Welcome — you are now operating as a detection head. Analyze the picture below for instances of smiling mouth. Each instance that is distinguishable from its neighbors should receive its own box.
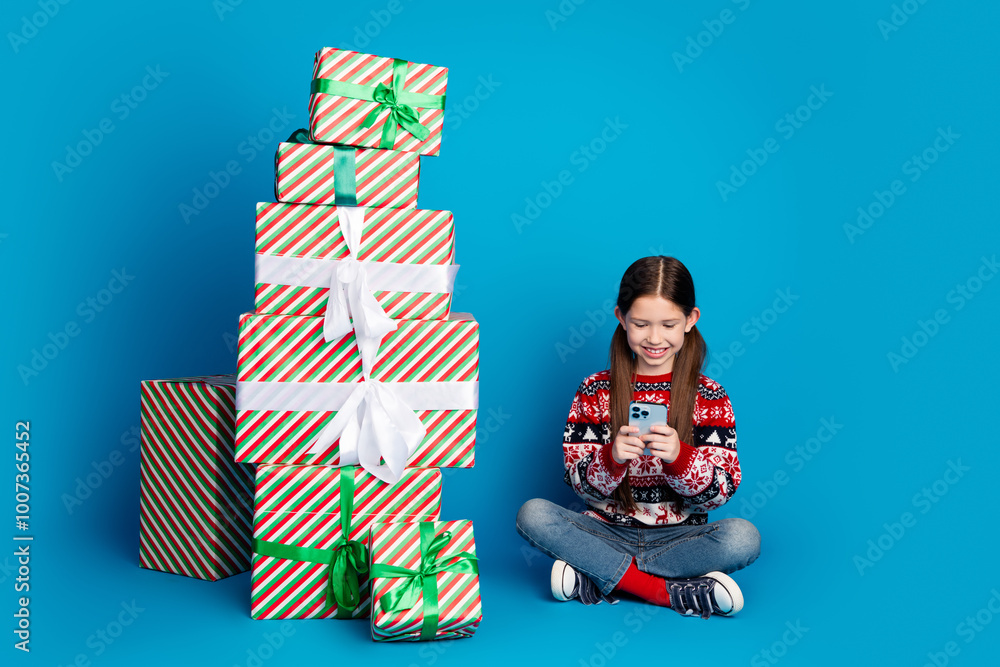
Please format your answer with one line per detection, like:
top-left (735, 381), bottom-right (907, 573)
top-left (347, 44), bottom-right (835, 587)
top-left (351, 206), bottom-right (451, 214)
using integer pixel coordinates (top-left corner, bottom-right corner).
top-left (642, 346), bottom-right (669, 358)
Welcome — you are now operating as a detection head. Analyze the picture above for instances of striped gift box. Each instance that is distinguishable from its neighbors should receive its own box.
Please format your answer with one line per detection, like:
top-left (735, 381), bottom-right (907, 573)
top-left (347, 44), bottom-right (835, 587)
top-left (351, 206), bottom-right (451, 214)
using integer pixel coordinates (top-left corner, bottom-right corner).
top-left (138, 375), bottom-right (255, 581)
top-left (254, 202), bottom-right (456, 320)
top-left (370, 520), bottom-right (481, 641)
top-left (250, 465), bottom-right (442, 619)
top-left (234, 313), bottom-right (478, 467)
top-left (275, 141), bottom-right (420, 208)
top-left (308, 47), bottom-right (447, 156)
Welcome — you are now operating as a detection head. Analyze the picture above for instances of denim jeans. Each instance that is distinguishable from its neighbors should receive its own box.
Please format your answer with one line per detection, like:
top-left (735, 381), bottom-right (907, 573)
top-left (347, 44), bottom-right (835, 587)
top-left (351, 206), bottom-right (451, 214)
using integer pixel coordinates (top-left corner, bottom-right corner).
top-left (515, 498), bottom-right (761, 596)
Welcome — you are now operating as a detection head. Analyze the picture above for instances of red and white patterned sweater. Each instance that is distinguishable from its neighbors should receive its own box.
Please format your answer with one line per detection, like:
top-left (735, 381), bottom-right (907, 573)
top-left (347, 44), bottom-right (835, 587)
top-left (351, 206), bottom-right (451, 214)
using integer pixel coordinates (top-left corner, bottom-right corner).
top-left (563, 369), bottom-right (741, 527)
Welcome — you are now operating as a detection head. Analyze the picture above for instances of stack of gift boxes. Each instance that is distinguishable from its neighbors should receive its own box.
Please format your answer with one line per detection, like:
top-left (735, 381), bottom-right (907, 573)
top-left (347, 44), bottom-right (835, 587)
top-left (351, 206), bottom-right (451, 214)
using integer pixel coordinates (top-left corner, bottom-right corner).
top-left (137, 47), bottom-right (482, 642)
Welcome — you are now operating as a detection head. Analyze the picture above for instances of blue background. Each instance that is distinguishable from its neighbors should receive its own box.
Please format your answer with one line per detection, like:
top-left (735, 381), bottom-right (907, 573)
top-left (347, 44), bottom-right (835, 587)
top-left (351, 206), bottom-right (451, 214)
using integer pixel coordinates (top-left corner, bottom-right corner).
top-left (5, 0), bottom-right (1000, 665)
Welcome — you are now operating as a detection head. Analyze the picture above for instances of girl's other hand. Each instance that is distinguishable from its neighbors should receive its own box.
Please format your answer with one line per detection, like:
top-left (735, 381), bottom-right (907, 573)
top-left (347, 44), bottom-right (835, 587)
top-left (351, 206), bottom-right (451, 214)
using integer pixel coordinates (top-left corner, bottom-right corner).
top-left (642, 423), bottom-right (681, 463)
top-left (612, 425), bottom-right (644, 465)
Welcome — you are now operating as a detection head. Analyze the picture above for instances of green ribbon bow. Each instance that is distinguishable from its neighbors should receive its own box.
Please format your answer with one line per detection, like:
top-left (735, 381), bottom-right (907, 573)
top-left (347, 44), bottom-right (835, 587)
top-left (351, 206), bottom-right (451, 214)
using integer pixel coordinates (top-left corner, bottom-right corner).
top-left (370, 522), bottom-right (479, 640)
top-left (252, 468), bottom-right (367, 619)
top-left (311, 58), bottom-right (446, 149)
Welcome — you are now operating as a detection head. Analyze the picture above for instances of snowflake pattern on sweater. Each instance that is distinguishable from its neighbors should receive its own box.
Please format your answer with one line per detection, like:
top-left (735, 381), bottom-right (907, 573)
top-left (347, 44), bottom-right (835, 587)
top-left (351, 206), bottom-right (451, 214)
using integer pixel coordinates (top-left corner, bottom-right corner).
top-left (563, 370), bottom-right (741, 527)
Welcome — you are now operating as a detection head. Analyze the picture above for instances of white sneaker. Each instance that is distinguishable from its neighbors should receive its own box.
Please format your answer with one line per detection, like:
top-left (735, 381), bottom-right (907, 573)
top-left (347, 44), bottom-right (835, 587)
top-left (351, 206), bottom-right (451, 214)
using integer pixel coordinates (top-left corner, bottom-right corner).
top-left (550, 560), bottom-right (618, 605)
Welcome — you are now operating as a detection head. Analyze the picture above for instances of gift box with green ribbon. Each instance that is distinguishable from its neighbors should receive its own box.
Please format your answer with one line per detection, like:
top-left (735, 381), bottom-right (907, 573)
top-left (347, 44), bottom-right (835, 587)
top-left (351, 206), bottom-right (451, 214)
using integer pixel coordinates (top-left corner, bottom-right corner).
top-left (138, 375), bottom-right (255, 581)
top-left (250, 465), bottom-right (442, 619)
top-left (370, 520), bottom-right (481, 641)
top-left (308, 47), bottom-right (447, 156)
top-left (275, 128), bottom-right (421, 208)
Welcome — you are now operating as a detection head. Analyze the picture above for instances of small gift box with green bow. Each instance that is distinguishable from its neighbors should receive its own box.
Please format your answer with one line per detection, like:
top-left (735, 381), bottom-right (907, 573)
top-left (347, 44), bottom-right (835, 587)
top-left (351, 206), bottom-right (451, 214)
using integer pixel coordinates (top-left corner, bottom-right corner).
top-left (308, 47), bottom-right (448, 156)
top-left (250, 465), bottom-right (442, 619)
top-left (275, 128), bottom-right (421, 208)
top-left (369, 520), bottom-right (482, 641)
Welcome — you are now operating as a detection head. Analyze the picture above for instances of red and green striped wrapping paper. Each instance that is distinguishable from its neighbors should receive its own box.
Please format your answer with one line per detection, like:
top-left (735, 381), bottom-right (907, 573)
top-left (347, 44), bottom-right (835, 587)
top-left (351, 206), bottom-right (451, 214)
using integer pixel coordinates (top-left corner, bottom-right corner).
top-left (308, 48), bottom-right (447, 156)
top-left (370, 520), bottom-right (481, 641)
top-left (234, 313), bottom-right (478, 466)
top-left (275, 141), bottom-right (420, 208)
top-left (254, 202), bottom-right (456, 319)
top-left (251, 465), bottom-right (442, 619)
top-left (138, 375), bottom-right (255, 581)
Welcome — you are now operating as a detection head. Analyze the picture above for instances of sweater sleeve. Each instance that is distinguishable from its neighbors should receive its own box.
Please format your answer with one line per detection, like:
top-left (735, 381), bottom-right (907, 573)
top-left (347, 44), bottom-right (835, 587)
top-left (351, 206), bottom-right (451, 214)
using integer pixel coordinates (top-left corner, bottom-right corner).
top-left (659, 388), bottom-right (741, 513)
top-left (562, 377), bottom-right (628, 502)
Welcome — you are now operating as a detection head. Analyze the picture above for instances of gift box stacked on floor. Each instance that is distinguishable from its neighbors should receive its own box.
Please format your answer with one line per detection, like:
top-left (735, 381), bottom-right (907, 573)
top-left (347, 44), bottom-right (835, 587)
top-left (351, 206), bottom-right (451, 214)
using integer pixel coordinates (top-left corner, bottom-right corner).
top-left (137, 375), bottom-right (255, 581)
top-left (235, 47), bottom-right (481, 640)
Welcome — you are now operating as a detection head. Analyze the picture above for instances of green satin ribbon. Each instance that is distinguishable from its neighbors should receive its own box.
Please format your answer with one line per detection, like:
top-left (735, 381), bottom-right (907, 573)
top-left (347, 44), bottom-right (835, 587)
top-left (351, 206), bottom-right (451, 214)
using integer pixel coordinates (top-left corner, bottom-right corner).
top-left (332, 145), bottom-right (358, 206)
top-left (311, 58), bottom-right (446, 149)
top-left (370, 523), bottom-right (479, 640)
top-left (252, 468), bottom-right (367, 619)
top-left (283, 129), bottom-right (358, 206)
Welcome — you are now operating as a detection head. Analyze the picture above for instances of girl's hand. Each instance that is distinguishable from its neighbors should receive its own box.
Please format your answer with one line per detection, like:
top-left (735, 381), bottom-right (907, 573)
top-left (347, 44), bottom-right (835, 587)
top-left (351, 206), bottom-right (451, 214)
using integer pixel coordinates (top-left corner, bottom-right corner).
top-left (612, 425), bottom-right (645, 465)
top-left (642, 424), bottom-right (681, 463)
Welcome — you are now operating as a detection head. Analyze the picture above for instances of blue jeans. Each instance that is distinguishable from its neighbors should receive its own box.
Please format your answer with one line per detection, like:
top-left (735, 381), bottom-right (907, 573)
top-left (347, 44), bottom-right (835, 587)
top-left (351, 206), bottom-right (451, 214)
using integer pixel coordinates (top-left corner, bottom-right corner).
top-left (515, 498), bottom-right (761, 596)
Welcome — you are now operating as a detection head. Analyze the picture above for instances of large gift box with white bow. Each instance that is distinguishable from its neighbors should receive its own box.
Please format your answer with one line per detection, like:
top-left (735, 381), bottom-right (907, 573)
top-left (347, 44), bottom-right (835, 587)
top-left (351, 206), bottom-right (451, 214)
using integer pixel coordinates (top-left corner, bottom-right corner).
top-left (254, 203), bottom-right (457, 331)
top-left (234, 313), bottom-right (478, 482)
top-left (309, 47), bottom-right (447, 156)
top-left (275, 135), bottom-right (421, 209)
top-left (250, 465), bottom-right (442, 619)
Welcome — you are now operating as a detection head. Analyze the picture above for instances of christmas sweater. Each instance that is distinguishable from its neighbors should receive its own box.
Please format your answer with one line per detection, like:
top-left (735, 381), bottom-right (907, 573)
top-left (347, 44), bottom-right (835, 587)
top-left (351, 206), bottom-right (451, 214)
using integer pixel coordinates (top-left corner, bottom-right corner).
top-left (563, 370), bottom-right (740, 527)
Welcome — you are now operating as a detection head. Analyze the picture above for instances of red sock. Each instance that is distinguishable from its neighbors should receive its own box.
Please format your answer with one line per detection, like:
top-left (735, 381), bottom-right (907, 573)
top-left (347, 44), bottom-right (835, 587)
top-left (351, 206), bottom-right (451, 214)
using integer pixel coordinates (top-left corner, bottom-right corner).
top-left (613, 559), bottom-right (671, 606)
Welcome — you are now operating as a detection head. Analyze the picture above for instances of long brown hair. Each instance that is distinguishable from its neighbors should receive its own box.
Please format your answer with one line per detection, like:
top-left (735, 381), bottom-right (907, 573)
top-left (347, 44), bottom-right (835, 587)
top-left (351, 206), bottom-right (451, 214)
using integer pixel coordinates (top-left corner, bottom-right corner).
top-left (609, 256), bottom-right (707, 512)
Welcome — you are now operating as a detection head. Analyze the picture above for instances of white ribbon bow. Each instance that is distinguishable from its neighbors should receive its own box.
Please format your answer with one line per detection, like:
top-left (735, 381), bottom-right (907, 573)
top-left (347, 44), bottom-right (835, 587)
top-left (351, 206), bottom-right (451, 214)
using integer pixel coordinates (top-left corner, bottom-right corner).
top-left (307, 379), bottom-right (426, 483)
top-left (323, 206), bottom-right (397, 354)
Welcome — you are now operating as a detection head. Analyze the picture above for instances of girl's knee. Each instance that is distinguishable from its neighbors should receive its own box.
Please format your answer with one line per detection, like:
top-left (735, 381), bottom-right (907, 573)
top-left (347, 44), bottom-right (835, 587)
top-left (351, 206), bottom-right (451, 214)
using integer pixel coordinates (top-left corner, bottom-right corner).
top-left (717, 518), bottom-right (761, 559)
top-left (516, 498), bottom-right (559, 536)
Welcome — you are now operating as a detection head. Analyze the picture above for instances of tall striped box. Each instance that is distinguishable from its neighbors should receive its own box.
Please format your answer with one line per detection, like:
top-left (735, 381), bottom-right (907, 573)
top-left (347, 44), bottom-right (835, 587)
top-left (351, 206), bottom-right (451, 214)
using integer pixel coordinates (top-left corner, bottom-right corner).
top-left (234, 313), bottom-right (478, 467)
top-left (254, 202), bottom-right (457, 320)
top-left (370, 520), bottom-right (482, 641)
top-left (138, 375), bottom-right (255, 581)
top-left (308, 47), bottom-right (448, 156)
top-left (250, 465), bottom-right (442, 619)
top-left (275, 140), bottom-right (420, 208)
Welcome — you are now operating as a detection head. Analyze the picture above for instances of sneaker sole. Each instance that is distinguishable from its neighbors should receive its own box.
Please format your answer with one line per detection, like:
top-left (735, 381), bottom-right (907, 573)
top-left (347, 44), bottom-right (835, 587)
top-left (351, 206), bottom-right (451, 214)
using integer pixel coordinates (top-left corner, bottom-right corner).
top-left (550, 560), bottom-right (575, 601)
top-left (704, 571), bottom-right (743, 615)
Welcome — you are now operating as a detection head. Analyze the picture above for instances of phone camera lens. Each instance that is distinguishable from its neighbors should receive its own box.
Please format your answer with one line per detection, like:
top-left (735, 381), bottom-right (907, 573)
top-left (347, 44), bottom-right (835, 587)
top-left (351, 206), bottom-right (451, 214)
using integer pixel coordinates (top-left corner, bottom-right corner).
top-left (641, 411), bottom-right (649, 417)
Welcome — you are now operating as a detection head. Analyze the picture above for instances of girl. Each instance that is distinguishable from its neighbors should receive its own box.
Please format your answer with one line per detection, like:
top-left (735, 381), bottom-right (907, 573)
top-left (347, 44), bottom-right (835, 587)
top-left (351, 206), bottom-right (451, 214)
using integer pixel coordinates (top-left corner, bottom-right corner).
top-left (516, 256), bottom-right (760, 619)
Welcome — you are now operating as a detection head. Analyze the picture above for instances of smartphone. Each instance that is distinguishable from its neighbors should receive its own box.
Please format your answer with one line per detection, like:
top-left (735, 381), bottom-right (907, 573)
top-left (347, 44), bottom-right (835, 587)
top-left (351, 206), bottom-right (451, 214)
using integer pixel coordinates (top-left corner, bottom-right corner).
top-left (629, 401), bottom-right (668, 456)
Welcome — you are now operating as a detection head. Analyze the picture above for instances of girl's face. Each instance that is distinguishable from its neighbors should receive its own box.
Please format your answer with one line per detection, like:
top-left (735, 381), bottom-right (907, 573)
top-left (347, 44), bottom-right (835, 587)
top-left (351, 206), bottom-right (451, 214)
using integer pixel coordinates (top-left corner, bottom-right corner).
top-left (615, 295), bottom-right (700, 375)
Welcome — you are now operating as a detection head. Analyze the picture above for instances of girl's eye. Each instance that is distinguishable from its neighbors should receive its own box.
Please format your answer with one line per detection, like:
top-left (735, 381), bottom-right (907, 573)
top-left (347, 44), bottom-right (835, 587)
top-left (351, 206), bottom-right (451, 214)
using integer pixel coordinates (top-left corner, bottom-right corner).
top-left (633, 323), bottom-right (646, 328)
